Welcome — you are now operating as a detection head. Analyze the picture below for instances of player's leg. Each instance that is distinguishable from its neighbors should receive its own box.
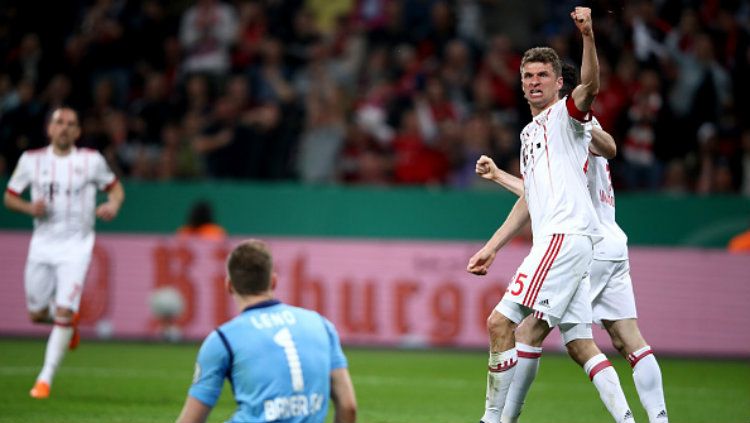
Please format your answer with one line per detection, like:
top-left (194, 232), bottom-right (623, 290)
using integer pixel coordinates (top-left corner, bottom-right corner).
top-left (604, 319), bottom-right (668, 423)
top-left (593, 260), bottom-right (668, 422)
top-left (501, 313), bottom-right (550, 423)
top-left (32, 256), bottom-right (90, 398)
top-left (491, 234), bottom-right (587, 423)
top-left (479, 237), bottom-right (564, 423)
top-left (480, 305), bottom-right (521, 423)
top-left (25, 260), bottom-right (56, 324)
top-left (562, 274), bottom-right (635, 423)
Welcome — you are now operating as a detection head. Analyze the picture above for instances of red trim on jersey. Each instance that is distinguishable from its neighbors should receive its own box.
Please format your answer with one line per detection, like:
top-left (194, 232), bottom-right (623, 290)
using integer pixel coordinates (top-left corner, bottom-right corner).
top-left (522, 235), bottom-right (559, 306)
top-left (588, 360), bottom-right (612, 381)
top-left (488, 357), bottom-right (518, 373)
top-left (627, 348), bottom-right (653, 368)
top-left (527, 235), bottom-right (564, 308)
top-left (522, 235), bottom-right (561, 307)
top-left (517, 350), bottom-right (542, 359)
top-left (533, 310), bottom-right (545, 319)
top-left (104, 177), bottom-right (119, 192)
top-left (523, 234), bottom-right (564, 308)
top-left (565, 95), bottom-right (592, 122)
top-left (5, 188), bottom-right (21, 197)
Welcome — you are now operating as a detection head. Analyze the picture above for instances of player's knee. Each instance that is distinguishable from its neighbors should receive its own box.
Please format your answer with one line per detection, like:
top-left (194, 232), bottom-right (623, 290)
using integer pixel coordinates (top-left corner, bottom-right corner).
top-left (29, 310), bottom-right (48, 323)
top-left (55, 307), bottom-right (75, 320)
top-left (487, 311), bottom-right (514, 339)
top-left (565, 339), bottom-right (600, 366)
top-left (609, 333), bottom-right (626, 355)
top-left (604, 319), bottom-right (645, 356)
top-left (516, 318), bottom-right (549, 346)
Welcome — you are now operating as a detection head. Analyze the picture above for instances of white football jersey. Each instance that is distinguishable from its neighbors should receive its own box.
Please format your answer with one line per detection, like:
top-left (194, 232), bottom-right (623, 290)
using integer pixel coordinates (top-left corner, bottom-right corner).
top-left (520, 96), bottom-right (601, 241)
top-left (586, 119), bottom-right (628, 260)
top-left (6, 146), bottom-right (117, 259)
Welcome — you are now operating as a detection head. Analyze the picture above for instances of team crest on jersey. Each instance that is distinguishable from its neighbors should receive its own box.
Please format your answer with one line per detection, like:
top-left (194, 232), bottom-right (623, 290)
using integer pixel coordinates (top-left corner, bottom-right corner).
top-left (520, 128), bottom-right (544, 170)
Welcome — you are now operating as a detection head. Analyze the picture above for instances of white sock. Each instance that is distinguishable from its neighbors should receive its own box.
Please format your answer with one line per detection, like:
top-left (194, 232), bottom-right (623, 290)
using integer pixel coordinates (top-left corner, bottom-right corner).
top-left (37, 322), bottom-right (73, 385)
top-left (628, 346), bottom-right (668, 422)
top-left (501, 343), bottom-right (543, 423)
top-left (583, 353), bottom-right (635, 423)
top-left (481, 348), bottom-right (518, 423)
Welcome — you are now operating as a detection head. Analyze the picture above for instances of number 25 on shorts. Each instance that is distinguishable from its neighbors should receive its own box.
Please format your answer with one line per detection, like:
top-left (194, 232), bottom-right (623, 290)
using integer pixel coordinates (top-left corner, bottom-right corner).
top-left (507, 273), bottom-right (527, 296)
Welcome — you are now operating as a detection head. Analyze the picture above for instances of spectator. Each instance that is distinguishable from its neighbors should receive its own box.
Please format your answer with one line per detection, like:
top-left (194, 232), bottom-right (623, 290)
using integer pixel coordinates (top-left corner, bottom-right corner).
top-left (620, 69), bottom-right (665, 191)
top-left (177, 200), bottom-right (226, 241)
top-left (728, 221), bottom-right (750, 252)
top-left (179, 0), bottom-right (238, 78)
top-left (295, 45), bottom-right (347, 184)
top-left (232, 0), bottom-right (267, 70)
top-left (0, 79), bottom-right (45, 174)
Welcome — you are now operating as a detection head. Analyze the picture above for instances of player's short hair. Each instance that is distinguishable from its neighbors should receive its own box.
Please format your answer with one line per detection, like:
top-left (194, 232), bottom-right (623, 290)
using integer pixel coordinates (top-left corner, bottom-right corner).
top-left (560, 62), bottom-right (579, 98)
top-left (520, 47), bottom-right (562, 77)
top-left (48, 106), bottom-right (80, 125)
top-left (227, 239), bottom-right (273, 295)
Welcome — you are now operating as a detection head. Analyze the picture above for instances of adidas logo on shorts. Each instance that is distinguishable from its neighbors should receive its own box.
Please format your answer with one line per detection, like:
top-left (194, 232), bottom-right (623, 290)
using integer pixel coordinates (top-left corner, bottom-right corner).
top-left (656, 410), bottom-right (668, 418)
top-left (538, 299), bottom-right (550, 308)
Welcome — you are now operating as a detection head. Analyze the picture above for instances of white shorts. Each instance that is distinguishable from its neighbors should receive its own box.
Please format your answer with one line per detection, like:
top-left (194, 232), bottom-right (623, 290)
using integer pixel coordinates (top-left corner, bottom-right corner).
top-left (25, 254), bottom-right (92, 313)
top-left (589, 259), bottom-right (637, 326)
top-left (495, 234), bottom-right (594, 328)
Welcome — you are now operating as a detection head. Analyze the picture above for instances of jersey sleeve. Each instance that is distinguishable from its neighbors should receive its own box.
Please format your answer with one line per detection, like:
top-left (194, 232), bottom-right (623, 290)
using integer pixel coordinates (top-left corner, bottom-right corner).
top-left (188, 330), bottom-right (230, 407)
top-left (323, 317), bottom-right (348, 371)
top-left (90, 152), bottom-right (118, 191)
top-left (565, 95), bottom-right (592, 124)
top-left (6, 153), bottom-right (32, 196)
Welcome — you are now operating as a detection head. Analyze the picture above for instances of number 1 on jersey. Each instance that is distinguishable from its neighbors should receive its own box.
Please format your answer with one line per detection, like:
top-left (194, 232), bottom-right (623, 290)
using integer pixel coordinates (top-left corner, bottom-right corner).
top-left (273, 328), bottom-right (305, 392)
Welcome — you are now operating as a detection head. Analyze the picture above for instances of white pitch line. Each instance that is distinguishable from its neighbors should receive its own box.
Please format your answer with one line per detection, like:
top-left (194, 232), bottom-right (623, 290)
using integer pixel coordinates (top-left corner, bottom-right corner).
top-left (0, 365), bottom-right (184, 379)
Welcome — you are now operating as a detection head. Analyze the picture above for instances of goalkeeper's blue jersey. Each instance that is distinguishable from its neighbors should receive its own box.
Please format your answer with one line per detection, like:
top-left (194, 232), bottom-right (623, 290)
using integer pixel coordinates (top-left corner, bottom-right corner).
top-left (188, 299), bottom-right (348, 422)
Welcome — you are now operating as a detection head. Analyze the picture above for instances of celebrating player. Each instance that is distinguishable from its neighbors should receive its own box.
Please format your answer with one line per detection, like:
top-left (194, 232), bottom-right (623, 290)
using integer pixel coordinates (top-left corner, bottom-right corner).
top-left (473, 62), bottom-right (669, 422)
top-left (176, 239), bottom-right (357, 423)
top-left (4, 107), bottom-right (125, 399)
top-left (467, 7), bottom-right (637, 423)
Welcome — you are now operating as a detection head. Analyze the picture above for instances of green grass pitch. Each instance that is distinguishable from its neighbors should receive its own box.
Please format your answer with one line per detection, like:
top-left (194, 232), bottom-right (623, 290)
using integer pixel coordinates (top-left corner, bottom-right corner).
top-left (0, 338), bottom-right (748, 422)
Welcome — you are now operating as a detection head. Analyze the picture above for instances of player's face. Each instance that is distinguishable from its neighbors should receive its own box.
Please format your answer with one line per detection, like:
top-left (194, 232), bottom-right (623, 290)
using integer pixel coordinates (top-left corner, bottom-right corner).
top-left (521, 62), bottom-right (563, 113)
top-left (47, 109), bottom-right (81, 150)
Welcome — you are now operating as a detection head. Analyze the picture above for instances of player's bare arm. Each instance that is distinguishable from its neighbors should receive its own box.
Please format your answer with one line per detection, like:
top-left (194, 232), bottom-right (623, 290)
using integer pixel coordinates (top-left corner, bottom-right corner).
top-left (589, 127), bottom-right (616, 159)
top-left (331, 368), bottom-right (357, 423)
top-left (4, 192), bottom-right (46, 218)
top-left (467, 197), bottom-right (530, 276)
top-left (570, 6), bottom-right (600, 113)
top-left (475, 155), bottom-right (524, 197)
top-left (95, 181), bottom-right (125, 221)
top-left (175, 395), bottom-right (212, 423)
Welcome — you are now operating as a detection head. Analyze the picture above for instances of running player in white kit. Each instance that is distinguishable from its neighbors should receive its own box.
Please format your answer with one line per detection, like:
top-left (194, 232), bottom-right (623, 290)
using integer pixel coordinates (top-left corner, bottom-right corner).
top-left (466, 7), bottom-right (636, 423)
top-left (4, 107), bottom-right (125, 399)
top-left (472, 63), bottom-right (668, 423)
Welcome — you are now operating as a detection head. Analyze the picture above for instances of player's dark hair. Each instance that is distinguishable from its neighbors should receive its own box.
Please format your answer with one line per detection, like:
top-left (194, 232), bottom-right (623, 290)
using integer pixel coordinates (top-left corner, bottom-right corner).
top-left (47, 106), bottom-right (80, 126)
top-left (520, 47), bottom-right (562, 77)
top-left (560, 62), bottom-right (579, 98)
top-left (226, 239), bottom-right (273, 295)
top-left (186, 200), bottom-right (215, 228)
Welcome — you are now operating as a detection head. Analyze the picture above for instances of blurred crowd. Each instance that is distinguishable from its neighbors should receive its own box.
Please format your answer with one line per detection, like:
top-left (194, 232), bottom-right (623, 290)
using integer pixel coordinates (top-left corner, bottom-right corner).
top-left (1, 0), bottom-right (749, 194)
